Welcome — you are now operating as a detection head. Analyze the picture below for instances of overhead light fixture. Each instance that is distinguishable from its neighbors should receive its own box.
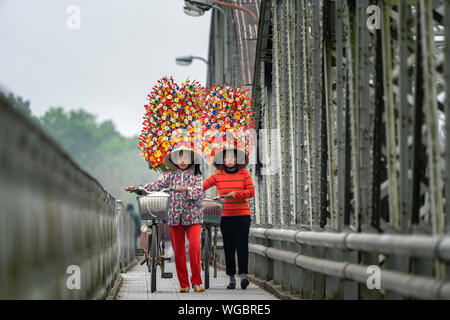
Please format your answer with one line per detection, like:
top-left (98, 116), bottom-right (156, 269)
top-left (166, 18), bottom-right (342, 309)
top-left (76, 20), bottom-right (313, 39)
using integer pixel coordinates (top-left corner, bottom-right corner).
top-left (185, 1), bottom-right (201, 11)
top-left (175, 56), bottom-right (194, 66)
top-left (184, 0), bottom-right (214, 12)
top-left (175, 55), bottom-right (209, 66)
top-left (183, 6), bottom-right (204, 17)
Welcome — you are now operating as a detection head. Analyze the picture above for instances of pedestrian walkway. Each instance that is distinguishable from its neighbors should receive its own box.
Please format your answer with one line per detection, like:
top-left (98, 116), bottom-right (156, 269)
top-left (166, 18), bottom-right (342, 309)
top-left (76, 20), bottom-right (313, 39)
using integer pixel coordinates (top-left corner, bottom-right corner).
top-left (115, 261), bottom-right (278, 300)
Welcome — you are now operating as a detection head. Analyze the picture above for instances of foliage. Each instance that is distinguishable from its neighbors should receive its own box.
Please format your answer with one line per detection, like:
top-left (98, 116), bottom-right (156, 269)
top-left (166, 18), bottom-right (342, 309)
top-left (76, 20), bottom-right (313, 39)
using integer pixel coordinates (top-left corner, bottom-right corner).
top-left (39, 107), bottom-right (160, 205)
top-left (4, 91), bottom-right (160, 206)
top-left (1, 91), bottom-right (32, 115)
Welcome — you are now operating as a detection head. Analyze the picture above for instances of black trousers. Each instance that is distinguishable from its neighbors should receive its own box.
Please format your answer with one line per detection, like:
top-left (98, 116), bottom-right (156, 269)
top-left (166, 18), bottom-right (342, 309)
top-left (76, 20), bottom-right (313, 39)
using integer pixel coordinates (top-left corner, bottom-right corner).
top-left (220, 215), bottom-right (251, 275)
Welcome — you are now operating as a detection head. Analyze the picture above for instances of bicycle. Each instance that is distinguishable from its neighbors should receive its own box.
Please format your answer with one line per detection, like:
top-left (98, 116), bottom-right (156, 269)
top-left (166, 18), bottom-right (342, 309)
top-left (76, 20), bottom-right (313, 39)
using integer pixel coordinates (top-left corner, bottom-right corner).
top-left (126, 186), bottom-right (174, 293)
top-left (200, 195), bottom-right (227, 289)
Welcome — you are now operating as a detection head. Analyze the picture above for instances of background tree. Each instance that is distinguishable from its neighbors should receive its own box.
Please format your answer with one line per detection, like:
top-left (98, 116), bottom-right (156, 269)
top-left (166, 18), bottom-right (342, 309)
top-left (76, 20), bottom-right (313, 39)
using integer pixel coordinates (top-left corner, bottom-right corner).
top-left (2, 90), bottom-right (162, 206)
top-left (40, 107), bottom-right (160, 205)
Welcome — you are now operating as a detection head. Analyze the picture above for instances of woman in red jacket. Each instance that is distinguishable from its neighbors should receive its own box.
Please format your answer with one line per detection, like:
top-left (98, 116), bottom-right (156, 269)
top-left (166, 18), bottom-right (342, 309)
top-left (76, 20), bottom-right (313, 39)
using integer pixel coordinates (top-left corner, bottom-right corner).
top-left (203, 148), bottom-right (255, 290)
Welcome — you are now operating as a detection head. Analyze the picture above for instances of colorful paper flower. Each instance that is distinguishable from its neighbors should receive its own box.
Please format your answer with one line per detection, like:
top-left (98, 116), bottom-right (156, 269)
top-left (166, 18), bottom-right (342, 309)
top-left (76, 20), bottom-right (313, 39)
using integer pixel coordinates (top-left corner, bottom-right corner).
top-left (138, 76), bottom-right (204, 172)
top-left (139, 79), bottom-right (256, 171)
top-left (200, 84), bottom-right (256, 164)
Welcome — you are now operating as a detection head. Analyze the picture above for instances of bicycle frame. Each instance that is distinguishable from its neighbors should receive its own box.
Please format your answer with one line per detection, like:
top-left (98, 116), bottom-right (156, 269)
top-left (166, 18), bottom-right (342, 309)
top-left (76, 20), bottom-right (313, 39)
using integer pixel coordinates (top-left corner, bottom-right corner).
top-left (201, 224), bottom-right (219, 289)
top-left (139, 218), bottom-right (173, 292)
top-left (200, 195), bottom-right (225, 289)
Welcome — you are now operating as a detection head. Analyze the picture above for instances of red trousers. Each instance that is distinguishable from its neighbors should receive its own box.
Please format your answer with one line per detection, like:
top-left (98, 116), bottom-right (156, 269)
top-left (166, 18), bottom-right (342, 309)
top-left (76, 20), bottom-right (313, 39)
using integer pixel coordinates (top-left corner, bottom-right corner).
top-left (169, 223), bottom-right (202, 288)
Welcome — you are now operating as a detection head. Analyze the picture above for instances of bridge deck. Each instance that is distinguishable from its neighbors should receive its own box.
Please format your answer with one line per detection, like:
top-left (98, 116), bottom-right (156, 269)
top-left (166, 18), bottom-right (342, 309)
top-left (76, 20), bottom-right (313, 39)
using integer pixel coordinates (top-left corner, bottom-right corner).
top-left (115, 260), bottom-right (278, 300)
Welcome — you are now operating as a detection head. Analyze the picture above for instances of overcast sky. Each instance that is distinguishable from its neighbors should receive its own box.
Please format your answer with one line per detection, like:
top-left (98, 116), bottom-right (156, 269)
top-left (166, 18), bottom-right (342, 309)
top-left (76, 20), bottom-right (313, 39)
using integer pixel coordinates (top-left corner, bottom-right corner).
top-left (0, 0), bottom-right (211, 137)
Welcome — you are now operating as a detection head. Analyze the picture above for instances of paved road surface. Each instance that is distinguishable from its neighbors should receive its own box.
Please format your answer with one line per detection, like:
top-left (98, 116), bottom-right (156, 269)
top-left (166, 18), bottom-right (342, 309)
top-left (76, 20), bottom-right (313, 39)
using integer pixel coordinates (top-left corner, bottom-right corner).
top-left (115, 259), bottom-right (278, 300)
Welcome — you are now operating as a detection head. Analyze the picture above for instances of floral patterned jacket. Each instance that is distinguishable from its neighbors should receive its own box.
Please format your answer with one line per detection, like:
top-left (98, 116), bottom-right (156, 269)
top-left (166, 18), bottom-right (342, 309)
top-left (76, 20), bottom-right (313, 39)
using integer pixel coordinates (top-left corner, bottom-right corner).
top-left (139, 167), bottom-right (203, 226)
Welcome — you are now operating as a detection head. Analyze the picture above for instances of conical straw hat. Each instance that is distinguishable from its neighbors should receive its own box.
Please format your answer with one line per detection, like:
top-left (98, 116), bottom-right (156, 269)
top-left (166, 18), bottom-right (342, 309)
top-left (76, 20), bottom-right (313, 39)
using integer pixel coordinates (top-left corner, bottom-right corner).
top-left (212, 148), bottom-right (249, 170)
top-left (163, 144), bottom-right (203, 171)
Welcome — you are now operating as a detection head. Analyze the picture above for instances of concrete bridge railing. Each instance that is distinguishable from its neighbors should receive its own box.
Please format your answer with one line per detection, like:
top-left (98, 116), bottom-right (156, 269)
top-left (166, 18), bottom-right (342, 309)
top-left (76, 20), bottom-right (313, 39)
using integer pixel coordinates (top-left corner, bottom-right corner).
top-left (0, 97), bottom-right (135, 299)
top-left (116, 200), bottom-right (136, 274)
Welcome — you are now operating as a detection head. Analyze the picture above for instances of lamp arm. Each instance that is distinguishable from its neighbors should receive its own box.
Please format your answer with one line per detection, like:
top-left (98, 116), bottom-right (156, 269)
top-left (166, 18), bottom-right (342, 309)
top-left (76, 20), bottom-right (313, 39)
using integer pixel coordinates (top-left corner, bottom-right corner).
top-left (214, 0), bottom-right (258, 24)
top-left (191, 56), bottom-right (209, 66)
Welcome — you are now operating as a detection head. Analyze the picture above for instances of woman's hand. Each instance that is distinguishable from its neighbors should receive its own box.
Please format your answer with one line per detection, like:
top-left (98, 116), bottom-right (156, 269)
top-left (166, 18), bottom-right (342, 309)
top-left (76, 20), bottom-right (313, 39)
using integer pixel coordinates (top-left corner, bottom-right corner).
top-left (124, 186), bottom-right (138, 192)
top-left (221, 192), bottom-right (235, 199)
top-left (174, 186), bottom-right (188, 193)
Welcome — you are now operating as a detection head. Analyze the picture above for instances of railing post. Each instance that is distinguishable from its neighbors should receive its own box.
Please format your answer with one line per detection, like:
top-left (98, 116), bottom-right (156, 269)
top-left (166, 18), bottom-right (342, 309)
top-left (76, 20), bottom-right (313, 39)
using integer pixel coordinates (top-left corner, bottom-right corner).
top-left (272, 238), bottom-right (282, 287)
top-left (299, 226), bottom-right (312, 299)
top-left (311, 227), bottom-right (326, 299)
top-left (281, 234), bottom-right (291, 292)
top-left (289, 241), bottom-right (301, 297)
top-left (359, 225), bottom-right (382, 299)
top-left (258, 235), bottom-right (268, 281)
top-left (324, 227), bottom-right (344, 299)
top-left (343, 227), bottom-right (359, 299)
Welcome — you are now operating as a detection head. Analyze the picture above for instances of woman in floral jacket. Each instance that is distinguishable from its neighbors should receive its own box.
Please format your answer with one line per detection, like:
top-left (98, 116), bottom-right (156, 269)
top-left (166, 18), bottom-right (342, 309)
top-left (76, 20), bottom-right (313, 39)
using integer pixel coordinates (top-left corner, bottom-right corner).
top-left (125, 145), bottom-right (205, 293)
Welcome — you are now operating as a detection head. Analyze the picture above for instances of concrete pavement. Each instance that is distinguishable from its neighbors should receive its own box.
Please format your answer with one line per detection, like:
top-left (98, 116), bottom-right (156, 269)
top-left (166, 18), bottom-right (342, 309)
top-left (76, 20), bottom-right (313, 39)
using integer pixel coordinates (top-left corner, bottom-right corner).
top-left (115, 260), bottom-right (278, 300)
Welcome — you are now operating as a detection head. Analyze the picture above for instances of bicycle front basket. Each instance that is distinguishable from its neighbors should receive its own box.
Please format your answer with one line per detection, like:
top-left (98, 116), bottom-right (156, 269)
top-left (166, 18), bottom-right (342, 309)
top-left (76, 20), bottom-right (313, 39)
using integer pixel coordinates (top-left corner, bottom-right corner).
top-left (137, 191), bottom-right (171, 220)
top-left (202, 198), bottom-right (224, 227)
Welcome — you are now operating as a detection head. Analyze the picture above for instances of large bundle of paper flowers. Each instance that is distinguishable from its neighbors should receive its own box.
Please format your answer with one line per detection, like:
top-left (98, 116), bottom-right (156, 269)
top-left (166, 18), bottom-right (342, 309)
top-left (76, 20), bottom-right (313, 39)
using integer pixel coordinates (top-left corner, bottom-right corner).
top-left (138, 76), bottom-right (204, 172)
top-left (201, 84), bottom-right (256, 164)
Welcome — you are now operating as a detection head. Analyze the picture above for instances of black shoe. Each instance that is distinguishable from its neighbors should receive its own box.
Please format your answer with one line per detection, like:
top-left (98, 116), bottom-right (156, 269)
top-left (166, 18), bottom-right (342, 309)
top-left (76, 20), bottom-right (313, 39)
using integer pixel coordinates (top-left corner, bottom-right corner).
top-left (227, 282), bottom-right (236, 289)
top-left (240, 278), bottom-right (249, 289)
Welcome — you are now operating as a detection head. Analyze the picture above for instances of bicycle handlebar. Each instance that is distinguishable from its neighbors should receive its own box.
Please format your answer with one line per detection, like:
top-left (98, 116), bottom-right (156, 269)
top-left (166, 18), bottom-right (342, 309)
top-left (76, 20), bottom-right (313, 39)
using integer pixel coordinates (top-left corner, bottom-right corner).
top-left (139, 187), bottom-right (176, 195)
top-left (212, 194), bottom-right (232, 201)
top-left (125, 186), bottom-right (175, 195)
top-left (126, 186), bottom-right (232, 200)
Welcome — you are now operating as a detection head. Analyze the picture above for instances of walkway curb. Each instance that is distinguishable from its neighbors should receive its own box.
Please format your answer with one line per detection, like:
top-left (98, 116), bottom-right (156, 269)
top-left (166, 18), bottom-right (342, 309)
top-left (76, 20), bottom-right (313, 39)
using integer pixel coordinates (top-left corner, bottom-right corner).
top-left (247, 275), bottom-right (302, 301)
top-left (106, 274), bottom-right (123, 300)
top-left (105, 261), bottom-right (138, 300)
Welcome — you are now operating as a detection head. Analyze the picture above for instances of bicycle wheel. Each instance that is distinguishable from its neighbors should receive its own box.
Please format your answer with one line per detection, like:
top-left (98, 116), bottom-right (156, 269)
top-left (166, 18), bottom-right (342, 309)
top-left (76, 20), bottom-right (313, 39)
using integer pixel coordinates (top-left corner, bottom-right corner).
top-left (203, 227), bottom-right (211, 289)
top-left (146, 231), bottom-right (152, 273)
top-left (213, 227), bottom-right (218, 278)
top-left (150, 223), bottom-right (158, 292)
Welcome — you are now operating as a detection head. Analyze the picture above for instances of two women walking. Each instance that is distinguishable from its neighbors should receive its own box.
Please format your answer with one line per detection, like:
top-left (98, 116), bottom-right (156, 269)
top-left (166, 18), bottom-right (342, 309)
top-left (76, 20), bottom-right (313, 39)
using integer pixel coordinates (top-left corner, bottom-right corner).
top-left (125, 144), bottom-right (255, 292)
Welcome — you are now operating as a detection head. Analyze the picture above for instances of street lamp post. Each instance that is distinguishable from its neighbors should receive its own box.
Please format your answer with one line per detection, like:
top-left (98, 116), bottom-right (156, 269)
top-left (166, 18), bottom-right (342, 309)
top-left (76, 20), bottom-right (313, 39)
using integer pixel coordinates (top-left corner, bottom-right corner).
top-left (183, 0), bottom-right (231, 85)
top-left (184, 0), bottom-right (258, 24)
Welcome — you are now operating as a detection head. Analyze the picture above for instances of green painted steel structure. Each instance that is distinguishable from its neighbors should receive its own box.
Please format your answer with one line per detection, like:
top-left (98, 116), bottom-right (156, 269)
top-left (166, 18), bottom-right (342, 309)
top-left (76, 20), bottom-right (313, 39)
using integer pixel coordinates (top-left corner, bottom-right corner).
top-left (207, 0), bottom-right (450, 299)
